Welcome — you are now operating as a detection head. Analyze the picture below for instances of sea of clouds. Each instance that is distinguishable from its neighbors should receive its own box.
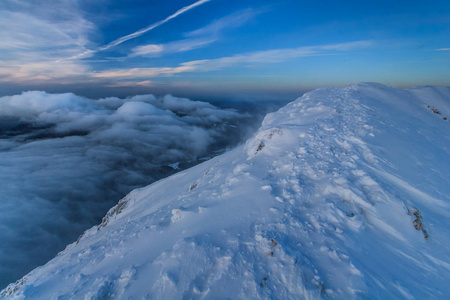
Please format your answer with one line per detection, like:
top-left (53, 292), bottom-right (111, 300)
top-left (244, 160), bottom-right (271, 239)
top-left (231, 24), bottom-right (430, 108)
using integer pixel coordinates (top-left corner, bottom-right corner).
top-left (0, 91), bottom-right (258, 288)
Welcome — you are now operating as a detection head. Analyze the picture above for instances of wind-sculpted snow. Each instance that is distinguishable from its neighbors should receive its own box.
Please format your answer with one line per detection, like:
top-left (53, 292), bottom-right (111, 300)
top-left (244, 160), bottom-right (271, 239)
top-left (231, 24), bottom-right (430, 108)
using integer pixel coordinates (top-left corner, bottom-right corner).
top-left (2, 83), bottom-right (450, 299)
top-left (0, 91), bottom-right (251, 289)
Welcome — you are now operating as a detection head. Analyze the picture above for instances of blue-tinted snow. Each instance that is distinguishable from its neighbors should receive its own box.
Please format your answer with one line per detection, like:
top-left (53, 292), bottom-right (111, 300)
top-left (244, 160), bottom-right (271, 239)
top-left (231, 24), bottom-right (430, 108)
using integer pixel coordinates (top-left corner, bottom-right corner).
top-left (2, 83), bottom-right (449, 299)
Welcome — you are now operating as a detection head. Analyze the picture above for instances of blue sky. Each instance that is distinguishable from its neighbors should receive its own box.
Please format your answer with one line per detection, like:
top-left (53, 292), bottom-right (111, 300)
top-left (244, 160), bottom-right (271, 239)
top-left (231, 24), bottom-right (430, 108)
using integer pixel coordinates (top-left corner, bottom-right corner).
top-left (0, 0), bottom-right (449, 97)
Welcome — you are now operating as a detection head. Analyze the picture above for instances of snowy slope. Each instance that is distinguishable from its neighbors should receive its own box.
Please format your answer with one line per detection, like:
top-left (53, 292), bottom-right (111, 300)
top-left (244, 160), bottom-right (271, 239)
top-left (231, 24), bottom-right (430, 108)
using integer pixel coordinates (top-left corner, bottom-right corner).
top-left (2, 83), bottom-right (450, 299)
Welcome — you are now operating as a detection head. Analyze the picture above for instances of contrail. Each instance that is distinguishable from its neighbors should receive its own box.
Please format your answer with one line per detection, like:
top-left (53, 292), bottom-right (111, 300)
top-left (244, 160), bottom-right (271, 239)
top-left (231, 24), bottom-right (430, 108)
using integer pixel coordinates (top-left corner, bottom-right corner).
top-left (71, 0), bottom-right (211, 59)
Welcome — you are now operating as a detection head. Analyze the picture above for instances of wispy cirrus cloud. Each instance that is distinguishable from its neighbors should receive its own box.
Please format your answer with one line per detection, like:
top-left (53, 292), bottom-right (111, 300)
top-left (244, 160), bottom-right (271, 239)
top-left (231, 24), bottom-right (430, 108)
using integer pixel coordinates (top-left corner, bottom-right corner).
top-left (73, 0), bottom-right (212, 59)
top-left (186, 8), bottom-right (259, 37)
top-left (436, 48), bottom-right (450, 51)
top-left (0, 0), bottom-right (94, 81)
top-left (130, 8), bottom-right (260, 58)
top-left (0, 61), bottom-right (90, 82)
top-left (0, 0), bottom-right (213, 83)
top-left (130, 38), bottom-right (216, 57)
top-left (105, 80), bottom-right (156, 88)
top-left (95, 40), bottom-right (374, 79)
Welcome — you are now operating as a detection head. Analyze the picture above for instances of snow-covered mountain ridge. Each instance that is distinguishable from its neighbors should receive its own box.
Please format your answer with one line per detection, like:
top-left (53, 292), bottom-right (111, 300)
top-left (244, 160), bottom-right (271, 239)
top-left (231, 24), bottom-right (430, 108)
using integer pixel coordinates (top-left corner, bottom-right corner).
top-left (2, 83), bottom-right (450, 299)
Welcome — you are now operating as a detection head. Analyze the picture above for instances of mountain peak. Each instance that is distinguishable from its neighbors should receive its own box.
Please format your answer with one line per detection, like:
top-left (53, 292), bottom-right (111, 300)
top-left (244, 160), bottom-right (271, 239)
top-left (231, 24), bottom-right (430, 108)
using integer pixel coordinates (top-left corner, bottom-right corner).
top-left (3, 84), bottom-right (450, 299)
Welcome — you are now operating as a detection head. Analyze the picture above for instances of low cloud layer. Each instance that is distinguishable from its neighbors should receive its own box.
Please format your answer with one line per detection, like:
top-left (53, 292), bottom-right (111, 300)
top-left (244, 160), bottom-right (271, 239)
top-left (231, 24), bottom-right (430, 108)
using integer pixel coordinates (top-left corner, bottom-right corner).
top-left (0, 91), bottom-right (250, 288)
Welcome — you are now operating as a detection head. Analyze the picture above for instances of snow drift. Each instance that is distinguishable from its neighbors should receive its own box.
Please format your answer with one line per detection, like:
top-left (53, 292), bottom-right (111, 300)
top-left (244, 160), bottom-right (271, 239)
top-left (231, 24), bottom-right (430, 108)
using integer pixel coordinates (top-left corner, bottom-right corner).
top-left (2, 83), bottom-right (450, 299)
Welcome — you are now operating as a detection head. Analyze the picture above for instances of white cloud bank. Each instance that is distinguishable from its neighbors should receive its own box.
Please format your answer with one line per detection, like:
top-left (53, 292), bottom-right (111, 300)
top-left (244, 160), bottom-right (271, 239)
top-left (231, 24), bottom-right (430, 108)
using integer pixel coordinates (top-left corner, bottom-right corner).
top-left (0, 91), bottom-right (248, 288)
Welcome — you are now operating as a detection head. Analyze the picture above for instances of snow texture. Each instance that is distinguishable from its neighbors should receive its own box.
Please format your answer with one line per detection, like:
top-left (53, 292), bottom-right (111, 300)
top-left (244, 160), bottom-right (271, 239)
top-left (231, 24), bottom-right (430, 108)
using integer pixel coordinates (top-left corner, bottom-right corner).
top-left (2, 83), bottom-right (450, 299)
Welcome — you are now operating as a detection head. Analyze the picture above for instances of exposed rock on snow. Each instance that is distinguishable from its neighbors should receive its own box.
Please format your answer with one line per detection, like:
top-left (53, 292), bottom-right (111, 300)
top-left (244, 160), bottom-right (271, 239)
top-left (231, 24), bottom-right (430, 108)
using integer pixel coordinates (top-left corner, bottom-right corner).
top-left (409, 209), bottom-right (429, 240)
top-left (2, 83), bottom-right (450, 299)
